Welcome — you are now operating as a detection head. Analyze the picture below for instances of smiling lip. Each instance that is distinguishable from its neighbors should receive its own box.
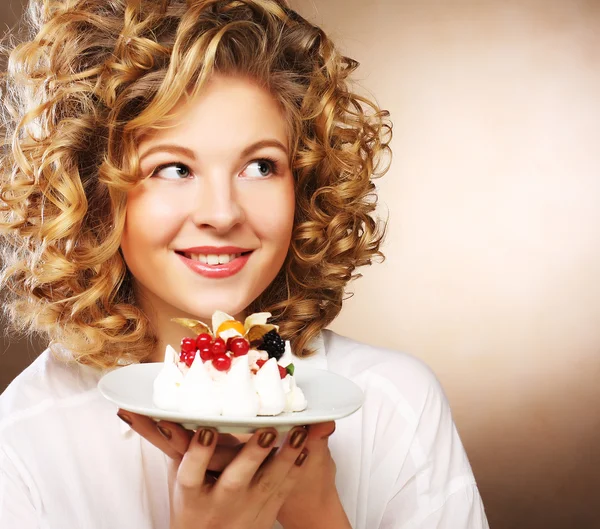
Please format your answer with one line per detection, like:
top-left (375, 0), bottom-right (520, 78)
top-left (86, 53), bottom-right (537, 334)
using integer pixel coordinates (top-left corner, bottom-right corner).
top-left (178, 246), bottom-right (252, 255)
top-left (176, 246), bottom-right (253, 279)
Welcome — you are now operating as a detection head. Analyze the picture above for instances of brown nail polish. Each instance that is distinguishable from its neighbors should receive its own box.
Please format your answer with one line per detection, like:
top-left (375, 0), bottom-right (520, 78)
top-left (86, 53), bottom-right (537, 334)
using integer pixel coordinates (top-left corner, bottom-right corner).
top-left (295, 448), bottom-right (309, 466)
top-left (289, 428), bottom-right (308, 449)
top-left (199, 429), bottom-right (214, 447)
top-left (322, 423), bottom-right (336, 439)
top-left (117, 412), bottom-right (132, 426)
top-left (157, 425), bottom-right (172, 440)
top-left (258, 431), bottom-right (276, 448)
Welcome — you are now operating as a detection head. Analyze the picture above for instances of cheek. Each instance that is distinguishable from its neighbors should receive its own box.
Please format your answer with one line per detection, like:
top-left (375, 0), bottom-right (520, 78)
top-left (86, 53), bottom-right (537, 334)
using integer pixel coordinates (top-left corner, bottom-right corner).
top-left (122, 184), bottom-right (185, 250)
top-left (248, 183), bottom-right (295, 248)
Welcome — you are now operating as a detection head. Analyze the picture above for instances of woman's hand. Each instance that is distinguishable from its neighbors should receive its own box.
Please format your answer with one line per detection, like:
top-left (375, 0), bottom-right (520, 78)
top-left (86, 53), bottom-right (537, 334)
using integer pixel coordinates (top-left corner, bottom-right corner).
top-left (116, 410), bottom-right (242, 473)
top-left (277, 422), bottom-right (352, 529)
top-left (117, 410), bottom-right (310, 529)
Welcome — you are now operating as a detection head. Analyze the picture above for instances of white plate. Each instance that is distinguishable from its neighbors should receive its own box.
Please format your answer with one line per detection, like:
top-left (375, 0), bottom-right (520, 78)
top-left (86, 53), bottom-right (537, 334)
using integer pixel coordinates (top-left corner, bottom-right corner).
top-left (98, 363), bottom-right (364, 433)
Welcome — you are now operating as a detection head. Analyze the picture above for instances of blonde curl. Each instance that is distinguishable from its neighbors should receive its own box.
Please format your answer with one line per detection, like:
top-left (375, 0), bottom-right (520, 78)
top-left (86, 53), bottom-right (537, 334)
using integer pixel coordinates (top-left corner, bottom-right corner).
top-left (0, 0), bottom-right (391, 367)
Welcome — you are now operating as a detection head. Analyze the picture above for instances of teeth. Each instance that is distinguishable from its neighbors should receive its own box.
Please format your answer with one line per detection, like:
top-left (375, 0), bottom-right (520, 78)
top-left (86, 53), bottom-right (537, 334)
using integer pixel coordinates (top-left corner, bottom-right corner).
top-left (185, 252), bottom-right (242, 264)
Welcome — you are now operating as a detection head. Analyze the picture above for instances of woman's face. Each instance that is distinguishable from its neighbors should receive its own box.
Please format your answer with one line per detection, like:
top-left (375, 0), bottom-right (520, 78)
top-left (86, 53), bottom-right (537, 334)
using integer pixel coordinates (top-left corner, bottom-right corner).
top-left (120, 75), bottom-right (295, 323)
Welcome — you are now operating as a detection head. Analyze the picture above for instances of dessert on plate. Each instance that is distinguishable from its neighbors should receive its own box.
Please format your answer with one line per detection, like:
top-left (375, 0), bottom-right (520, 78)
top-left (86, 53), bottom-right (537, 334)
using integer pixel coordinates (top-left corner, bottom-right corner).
top-left (152, 311), bottom-right (308, 417)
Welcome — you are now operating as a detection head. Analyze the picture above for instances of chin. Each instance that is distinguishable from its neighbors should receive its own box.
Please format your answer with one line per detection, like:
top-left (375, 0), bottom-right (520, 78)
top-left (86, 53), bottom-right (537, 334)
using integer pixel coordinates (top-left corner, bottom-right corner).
top-left (181, 297), bottom-right (253, 320)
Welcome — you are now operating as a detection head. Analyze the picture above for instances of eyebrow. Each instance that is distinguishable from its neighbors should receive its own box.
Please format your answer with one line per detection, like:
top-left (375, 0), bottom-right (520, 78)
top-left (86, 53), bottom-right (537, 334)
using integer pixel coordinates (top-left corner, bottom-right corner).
top-left (139, 139), bottom-right (289, 162)
top-left (241, 139), bottom-right (288, 158)
top-left (139, 144), bottom-right (196, 161)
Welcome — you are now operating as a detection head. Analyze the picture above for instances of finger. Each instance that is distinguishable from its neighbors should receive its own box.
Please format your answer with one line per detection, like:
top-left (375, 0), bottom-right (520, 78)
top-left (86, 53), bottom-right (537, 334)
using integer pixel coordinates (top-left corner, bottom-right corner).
top-left (177, 427), bottom-right (219, 491)
top-left (275, 446), bottom-right (310, 499)
top-left (156, 420), bottom-right (194, 455)
top-left (117, 410), bottom-right (182, 460)
top-left (264, 445), bottom-right (310, 521)
top-left (297, 422), bottom-right (335, 471)
top-left (259, 447), bottom-right (279, 470)
top-left (213, 428), bottom-right (278, 499)
top-left (207, 443), bottom-right (244, 472)
top-left (251, 427), bottom-right (308, 499)
top-left (306, 421), bottom-right (336, 441)
top-left (300, 422), bottom-right (336, 462)
top-left (216, 432), bottom-right (245, 447)
top-left (251, 427), bottom-right (309, 516)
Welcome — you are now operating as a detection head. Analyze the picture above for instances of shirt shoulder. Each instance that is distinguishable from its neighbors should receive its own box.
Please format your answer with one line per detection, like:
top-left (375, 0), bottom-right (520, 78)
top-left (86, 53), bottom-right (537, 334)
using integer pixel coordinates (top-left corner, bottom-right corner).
top-left (322, 329), bottom-right (445, 413)
top-left (322, 330), bottom-right (476, 488)
top-left (0, 348), bottom-right (102, 433)
top-left (322, 331), bottom-right (488, 527)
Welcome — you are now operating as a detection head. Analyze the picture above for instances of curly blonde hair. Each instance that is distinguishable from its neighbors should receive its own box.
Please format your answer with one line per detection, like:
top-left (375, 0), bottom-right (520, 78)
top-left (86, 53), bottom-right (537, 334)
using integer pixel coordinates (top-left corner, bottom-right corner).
top-left (0, 0), bottom-right (391, 368)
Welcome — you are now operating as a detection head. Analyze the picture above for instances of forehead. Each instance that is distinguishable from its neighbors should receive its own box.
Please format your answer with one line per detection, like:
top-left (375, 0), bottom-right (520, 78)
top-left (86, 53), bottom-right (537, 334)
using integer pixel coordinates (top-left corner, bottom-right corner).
top-left (138, 75), bottom-right (290, 154)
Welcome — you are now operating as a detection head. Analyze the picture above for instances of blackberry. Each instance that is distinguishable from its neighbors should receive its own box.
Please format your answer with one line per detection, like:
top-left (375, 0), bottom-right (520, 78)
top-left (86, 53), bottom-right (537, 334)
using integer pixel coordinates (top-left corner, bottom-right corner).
top-left (260, 330), bottom-right (285, 360)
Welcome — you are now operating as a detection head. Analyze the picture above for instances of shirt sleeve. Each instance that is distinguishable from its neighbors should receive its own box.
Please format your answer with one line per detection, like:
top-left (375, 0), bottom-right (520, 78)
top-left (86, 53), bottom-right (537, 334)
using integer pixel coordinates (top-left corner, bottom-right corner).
top-left (377, 370), bottom-right (490, 529)
top-left (0, 446), bottom-right (39, 529)
top-left (381, 482), bottom-right (488, 529)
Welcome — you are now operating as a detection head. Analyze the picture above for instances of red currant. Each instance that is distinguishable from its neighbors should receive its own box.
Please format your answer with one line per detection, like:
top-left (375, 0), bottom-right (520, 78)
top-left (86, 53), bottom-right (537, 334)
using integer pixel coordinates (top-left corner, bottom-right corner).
top-left (212, 354), bottom-right (232, 372)
top-left (181, 337), bottom-right (196, 354)
top-left (278, 365), bottom-right (288, 379)
top-left (229, 337), bottom-right (250, 357)
top-left (184, 350), bottom-right (196, 367)
top-left (196, 333), bottom-right (212, 350)
top-left (179, 351), bottom-right (187, 364)
top-left (211, 337), bottom-right (227, 356)
top-left (199, 346), bottom-right (213, 362)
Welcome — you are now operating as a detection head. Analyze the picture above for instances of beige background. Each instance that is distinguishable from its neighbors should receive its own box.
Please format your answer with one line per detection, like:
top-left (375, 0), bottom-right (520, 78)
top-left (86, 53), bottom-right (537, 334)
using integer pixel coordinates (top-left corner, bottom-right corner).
top-left (2, 1), bottom-right (600, 528)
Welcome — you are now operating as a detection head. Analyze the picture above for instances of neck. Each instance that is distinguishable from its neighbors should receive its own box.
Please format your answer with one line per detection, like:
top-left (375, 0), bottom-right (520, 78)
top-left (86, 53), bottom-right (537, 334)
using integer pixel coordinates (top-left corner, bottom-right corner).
top-left (135, 286), bottom-right (245, 362)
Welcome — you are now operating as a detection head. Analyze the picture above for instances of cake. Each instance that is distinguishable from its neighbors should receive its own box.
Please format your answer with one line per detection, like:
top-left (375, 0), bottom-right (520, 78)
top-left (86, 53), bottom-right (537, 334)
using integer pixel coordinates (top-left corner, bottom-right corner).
top-left (152, 311), bottom-right (308, 417)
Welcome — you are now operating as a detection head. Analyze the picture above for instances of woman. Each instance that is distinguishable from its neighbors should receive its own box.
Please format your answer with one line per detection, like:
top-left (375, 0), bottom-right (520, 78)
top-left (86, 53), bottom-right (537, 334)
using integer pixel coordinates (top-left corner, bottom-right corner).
top-left (0, 1), bottom-right (489, 527)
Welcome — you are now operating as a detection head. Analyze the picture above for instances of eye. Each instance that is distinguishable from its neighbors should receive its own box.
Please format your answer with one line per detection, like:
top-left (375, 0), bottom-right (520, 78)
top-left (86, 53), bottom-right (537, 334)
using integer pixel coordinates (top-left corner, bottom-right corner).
top-left (241, 158), bottom-right (278, 179)
top-left (151, 163), bottom-right (192, 180)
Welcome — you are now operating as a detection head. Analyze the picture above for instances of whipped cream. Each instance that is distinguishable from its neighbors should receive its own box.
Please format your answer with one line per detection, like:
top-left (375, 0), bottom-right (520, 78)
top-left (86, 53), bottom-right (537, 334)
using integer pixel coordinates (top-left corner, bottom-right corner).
top-left (180, 353), bottom-right (221, 416)
top-left (152, 341), bottom-right (307, 417)
top-left (152, 345), bottom-right (184, 410)
top-left (221, 356), bottom-right (260, 416)
top-left (282, 374), bottom-right (308, 413)
top-left (254, 358), bottom-right (287, 415)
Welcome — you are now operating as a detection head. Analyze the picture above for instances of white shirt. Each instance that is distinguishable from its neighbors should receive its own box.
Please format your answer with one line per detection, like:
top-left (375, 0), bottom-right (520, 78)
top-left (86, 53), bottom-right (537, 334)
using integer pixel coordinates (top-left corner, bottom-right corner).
top-left (0, 330), bottom-right (489, 528)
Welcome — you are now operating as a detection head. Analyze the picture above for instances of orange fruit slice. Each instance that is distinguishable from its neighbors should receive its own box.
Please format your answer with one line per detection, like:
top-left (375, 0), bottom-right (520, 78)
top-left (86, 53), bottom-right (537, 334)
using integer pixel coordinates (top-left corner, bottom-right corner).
top-left (216, 320), bottom-right (245, 336)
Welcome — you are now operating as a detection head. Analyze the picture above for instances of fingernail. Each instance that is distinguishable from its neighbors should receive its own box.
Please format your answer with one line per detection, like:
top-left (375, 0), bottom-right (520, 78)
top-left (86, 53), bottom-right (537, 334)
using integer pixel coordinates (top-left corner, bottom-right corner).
top-left (259, 431), bottom-right (277, 448)
top-left (295, 448), bottom-right (309, 466)
top-left (322, 423), bottom-right (336, 439)
top-left (117, 412), bottom-right (132, 425)
top-left (157, 425), bottom-right (172, 440)
top-left (289, 428), bottom-right (308, 449)
top-left (199, 428), bottom-right (214, 447)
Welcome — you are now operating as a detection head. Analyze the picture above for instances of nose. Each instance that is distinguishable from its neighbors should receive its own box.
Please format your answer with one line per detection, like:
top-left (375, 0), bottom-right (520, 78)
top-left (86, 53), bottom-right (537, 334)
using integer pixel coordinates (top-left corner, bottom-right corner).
top-left (189, 173), bottom-right (244, 233)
